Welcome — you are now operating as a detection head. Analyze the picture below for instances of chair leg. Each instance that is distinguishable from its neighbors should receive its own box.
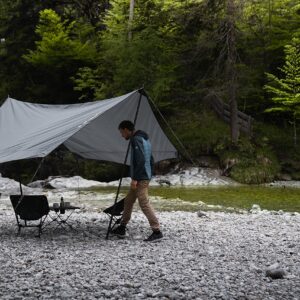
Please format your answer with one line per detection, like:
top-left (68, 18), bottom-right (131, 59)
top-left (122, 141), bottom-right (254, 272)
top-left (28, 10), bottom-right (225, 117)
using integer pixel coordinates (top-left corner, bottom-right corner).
top-left (15, 214), bottom-right (21, 234)
top-left (14, 214), bottom-right (49, 237)
top-left (36, 219), bottom-right (44, 238)
top-left (40, 215), bottom-right (48, 232)
top-left (111, 217), bottom-right (122, 230)
top-left (36, 225), bottom-right (41, 238)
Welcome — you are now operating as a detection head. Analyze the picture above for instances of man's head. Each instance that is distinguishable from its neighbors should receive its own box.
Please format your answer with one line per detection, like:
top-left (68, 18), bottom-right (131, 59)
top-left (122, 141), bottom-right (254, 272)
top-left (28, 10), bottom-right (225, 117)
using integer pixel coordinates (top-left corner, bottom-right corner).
top-left (118, 120), bottom-right (135, 140)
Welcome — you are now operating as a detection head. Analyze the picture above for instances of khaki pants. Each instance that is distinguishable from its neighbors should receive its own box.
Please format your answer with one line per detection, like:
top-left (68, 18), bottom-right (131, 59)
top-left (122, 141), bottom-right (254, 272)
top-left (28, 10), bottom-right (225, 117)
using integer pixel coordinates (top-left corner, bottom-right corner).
top-left (121, 180), bottom-right (160, 231)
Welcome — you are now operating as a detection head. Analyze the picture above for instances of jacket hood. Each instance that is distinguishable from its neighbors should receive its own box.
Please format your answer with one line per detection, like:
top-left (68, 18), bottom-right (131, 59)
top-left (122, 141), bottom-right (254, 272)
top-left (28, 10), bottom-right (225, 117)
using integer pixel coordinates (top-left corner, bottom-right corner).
top-left (133, 130), bottom-right (149, 140)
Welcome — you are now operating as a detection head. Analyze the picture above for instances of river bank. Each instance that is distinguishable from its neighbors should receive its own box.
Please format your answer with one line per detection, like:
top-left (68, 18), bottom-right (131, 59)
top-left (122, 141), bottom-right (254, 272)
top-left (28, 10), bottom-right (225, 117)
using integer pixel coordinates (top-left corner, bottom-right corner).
top-left (1, 167), bottom-right (300, 195)
top-left (0, 169), bottom-right (299, 299)
top-left (1, 168), bottom-right (300, 213)
top-left (0, 209), bottom-right (299, 299)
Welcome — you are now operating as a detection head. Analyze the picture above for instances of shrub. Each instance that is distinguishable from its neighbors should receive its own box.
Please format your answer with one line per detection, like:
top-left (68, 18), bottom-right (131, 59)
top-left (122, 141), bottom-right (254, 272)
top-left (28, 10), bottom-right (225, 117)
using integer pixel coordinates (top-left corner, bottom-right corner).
top-left (215, 137), bottom-right (280, 184)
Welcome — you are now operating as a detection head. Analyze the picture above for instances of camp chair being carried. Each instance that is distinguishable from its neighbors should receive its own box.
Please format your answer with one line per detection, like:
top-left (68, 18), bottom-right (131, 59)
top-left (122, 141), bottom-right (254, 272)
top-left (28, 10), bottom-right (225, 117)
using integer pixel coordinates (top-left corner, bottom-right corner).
top-left (10, 195), bottom-right (50, 237)
top-left (103, 198), bottom-right (124, 230)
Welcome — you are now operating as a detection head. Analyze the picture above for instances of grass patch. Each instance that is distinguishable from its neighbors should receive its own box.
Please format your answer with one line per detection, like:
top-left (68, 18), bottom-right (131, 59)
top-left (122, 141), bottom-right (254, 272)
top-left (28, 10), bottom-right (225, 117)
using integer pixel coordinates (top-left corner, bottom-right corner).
top-left (91, 186), bottom-right (300, 213)
top-left (150, 186), bottom-right (300, 212)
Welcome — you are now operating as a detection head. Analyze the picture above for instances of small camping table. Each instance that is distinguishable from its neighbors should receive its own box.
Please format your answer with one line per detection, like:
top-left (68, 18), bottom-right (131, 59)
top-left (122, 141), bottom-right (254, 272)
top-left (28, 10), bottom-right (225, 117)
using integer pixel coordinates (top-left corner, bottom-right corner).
top-left (47, 204), bottom-right (80, 231)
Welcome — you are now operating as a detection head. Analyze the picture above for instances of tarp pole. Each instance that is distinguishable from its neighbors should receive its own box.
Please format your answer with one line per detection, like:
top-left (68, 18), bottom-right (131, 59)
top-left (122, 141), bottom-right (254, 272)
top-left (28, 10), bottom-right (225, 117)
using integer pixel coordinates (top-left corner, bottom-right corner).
top-left (19, 179), bottom-right (23, 195)
top-left (15, 157), bottom-right (45, 211)
top-left (105, 90), bottom-right (143, 239)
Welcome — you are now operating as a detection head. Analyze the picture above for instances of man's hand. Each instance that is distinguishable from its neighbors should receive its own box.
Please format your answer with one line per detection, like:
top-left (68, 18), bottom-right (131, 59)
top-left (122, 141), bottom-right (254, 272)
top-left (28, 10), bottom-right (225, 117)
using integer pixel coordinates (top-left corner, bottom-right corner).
top-left (131, 180), bottom-right (137, 190)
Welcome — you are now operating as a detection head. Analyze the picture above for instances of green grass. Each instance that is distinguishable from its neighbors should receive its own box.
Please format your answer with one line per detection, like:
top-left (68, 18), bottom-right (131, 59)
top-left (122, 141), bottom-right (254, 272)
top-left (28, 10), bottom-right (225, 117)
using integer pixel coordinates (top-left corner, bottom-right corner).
top-left (149, 186), bottom-right (300, 212)
top-left (91, 186), bottom-right (300, 213)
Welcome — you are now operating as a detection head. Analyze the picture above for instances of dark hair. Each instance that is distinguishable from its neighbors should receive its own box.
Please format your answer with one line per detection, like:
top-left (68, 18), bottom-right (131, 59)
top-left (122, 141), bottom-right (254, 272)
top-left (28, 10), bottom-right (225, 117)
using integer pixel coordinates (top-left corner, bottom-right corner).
top-left (118, 120), bottom-right (135, 131)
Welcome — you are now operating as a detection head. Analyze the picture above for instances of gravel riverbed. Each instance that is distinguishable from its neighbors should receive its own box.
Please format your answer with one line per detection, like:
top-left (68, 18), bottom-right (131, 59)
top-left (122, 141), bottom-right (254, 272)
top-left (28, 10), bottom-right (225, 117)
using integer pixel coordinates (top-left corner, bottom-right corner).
top-left (0, 208), bottom-right (299, 300)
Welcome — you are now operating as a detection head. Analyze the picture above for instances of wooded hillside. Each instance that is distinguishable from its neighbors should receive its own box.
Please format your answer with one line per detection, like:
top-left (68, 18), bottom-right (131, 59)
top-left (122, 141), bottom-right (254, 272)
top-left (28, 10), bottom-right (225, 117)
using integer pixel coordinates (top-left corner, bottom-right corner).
top-left (0, 0), bottom-right (299, 183)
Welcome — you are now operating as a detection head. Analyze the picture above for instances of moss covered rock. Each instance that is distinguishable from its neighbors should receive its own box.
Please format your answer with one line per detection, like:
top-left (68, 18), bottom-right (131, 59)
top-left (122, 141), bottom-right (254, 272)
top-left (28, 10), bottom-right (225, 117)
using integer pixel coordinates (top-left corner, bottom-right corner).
top-left (215, 138), bottom-right (280, 184)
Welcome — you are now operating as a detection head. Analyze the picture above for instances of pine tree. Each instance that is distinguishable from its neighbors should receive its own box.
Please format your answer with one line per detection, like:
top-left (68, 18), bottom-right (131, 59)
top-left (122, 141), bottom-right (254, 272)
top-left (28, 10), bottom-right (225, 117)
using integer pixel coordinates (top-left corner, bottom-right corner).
top-left (23, 9), bottom-right (96, 103)
top-left (264, 37), bottom-right (300, 145)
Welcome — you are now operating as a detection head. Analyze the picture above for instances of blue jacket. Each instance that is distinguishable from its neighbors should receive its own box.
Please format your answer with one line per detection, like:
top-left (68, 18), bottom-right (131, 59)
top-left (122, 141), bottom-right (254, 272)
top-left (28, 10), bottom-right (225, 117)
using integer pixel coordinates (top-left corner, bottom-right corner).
top-left (130, 130), bottom-right (154, 181)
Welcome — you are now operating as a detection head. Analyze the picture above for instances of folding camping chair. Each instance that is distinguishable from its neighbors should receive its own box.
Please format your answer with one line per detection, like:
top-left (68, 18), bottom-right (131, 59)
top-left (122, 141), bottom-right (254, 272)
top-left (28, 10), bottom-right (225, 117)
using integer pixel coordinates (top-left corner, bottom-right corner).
top-left (10, 195), bottom-right (50, 237)
top-left (103, 198), bottom-right (125, 230)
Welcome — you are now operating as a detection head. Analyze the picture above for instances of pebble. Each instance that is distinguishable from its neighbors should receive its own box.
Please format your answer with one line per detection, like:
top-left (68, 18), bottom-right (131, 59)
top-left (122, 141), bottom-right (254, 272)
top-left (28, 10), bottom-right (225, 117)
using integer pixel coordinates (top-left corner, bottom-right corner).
top-left (0, 210), bottom-right (299, 299)
top-left (266, 263), bottom-right (287, 279)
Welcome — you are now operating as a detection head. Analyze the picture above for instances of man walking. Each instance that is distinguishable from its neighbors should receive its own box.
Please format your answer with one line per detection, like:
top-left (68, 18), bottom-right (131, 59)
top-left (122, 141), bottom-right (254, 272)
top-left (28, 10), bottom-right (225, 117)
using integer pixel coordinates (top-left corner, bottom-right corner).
top-left (111, 120), bottom-right (163, 242)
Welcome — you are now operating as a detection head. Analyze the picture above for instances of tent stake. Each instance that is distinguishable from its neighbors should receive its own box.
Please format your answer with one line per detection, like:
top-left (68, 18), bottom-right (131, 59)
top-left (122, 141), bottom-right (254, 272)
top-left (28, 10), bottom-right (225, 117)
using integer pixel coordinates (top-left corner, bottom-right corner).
top-left (105, 90), bottom-right (143, 239)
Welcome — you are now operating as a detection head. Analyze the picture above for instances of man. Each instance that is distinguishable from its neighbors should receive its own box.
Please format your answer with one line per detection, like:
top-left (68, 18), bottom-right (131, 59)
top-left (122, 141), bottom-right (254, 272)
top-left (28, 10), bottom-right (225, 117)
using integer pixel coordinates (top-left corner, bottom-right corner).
top-left (111, 120), bottom-right (163, 242)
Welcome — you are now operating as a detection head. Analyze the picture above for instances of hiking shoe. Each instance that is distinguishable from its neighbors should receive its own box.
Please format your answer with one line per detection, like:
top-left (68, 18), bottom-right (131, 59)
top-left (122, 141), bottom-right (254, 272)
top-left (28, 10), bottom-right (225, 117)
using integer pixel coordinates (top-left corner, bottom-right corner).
top-left (144, 231), bottom-right (163, 242)
top-left (111, 225), bottom-right (126, 238)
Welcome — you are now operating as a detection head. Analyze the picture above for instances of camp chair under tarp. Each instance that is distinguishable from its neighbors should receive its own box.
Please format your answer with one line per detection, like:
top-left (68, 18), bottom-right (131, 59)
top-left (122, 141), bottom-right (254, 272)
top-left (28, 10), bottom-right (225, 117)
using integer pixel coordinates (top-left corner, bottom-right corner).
top-left (103, 198), bottom-right (125, 230)
top-left (10, 195), bottom-right (50, 237)
top-left (0, 89), bottom-right (178, 239)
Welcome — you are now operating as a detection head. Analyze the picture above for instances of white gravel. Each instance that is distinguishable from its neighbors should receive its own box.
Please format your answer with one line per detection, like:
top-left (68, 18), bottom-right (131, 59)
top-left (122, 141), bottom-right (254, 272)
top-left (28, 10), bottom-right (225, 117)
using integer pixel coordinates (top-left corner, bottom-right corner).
top-left (1, 171), bottom-right (300, 299)
top-left (0, 208), bottom-right (299, 300)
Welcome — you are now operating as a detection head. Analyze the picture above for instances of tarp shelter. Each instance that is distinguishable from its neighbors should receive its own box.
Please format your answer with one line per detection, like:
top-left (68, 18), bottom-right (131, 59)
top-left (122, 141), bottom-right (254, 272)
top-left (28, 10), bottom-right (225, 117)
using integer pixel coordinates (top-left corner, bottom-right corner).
top-left (0, 90), bottom-right (177, 164)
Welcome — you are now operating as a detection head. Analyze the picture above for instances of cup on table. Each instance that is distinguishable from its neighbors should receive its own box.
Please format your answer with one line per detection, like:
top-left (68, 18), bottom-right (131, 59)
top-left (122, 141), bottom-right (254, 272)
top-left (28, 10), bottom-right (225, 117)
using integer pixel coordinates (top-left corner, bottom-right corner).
top-left (53, 202), bottom-right (59, 212)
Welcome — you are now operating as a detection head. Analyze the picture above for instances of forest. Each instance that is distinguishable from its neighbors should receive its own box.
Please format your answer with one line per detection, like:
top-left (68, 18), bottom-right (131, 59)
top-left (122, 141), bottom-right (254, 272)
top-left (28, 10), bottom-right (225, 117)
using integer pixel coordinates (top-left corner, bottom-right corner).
top-left (0, 0), bottom-right (299, 184)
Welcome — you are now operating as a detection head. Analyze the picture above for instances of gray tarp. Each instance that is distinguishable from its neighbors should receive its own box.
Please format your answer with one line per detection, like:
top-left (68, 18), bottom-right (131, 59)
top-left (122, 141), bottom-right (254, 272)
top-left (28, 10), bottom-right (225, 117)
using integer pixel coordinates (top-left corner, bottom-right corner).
top-left (0, 90), bottom-right (177, 164)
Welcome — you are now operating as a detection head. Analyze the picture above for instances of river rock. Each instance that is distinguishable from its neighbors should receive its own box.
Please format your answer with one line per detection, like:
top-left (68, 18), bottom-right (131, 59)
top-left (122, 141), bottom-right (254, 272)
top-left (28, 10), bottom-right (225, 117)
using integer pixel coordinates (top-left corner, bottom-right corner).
top-left (266, 263), bottom-right (286, 279)
top-left (250, 204), bottom-right (261, 213)
top-left (197, 211), bottom-right (209, 218)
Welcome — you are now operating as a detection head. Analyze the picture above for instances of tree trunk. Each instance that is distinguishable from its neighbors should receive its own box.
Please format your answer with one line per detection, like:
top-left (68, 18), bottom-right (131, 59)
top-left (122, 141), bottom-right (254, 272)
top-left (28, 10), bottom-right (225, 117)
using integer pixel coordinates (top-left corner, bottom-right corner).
top-left (128, 0), bottom-right (135, 41)
top-left (226, 0), bottom-right (239, 144)
top-left (293, 115), bottom-right (297, 146)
